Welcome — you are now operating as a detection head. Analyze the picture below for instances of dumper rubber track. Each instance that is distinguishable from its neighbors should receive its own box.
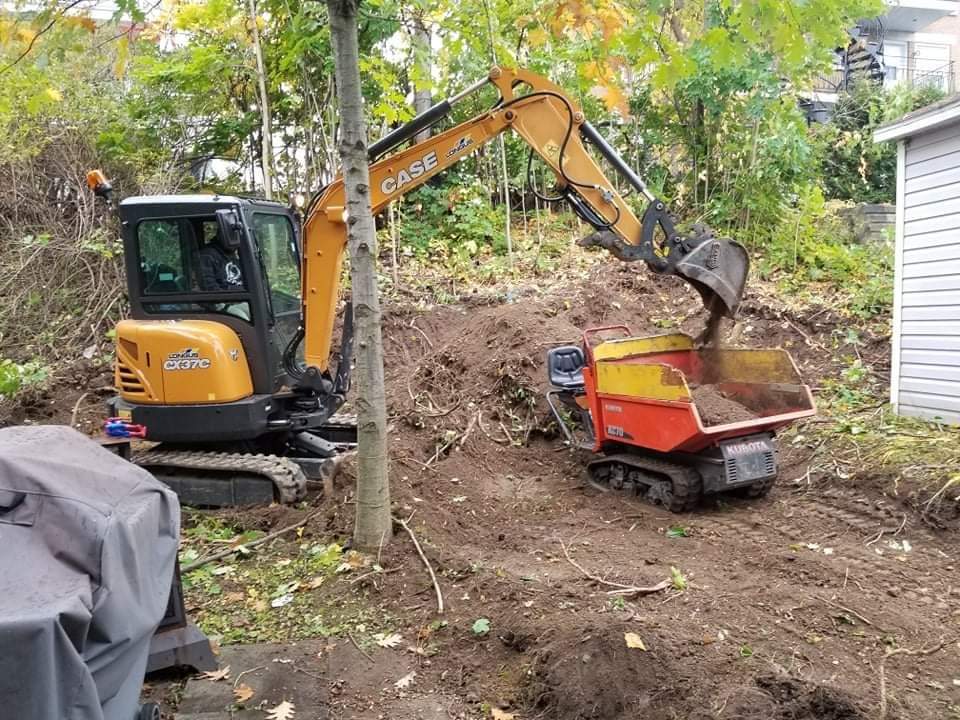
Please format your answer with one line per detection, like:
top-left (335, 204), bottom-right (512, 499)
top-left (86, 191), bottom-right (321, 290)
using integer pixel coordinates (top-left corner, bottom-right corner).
top-left (133, 450), bottom-right (307, 505)
top-left (587, 454), bottom-right (702, 513)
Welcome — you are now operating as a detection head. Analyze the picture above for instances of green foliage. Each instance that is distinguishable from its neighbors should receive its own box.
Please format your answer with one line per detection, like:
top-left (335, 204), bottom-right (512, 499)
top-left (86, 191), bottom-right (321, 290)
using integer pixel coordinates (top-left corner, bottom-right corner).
top-left (756, 187), bottom-right (893, 319)
top-left (814, 81), bottom-right (945, 204)
top-left (0, 358), bottom-right (48, 399)
top-left (397, 173), bottom-right (507, 261)
top-left (471, 617), bottom-right (491, 635)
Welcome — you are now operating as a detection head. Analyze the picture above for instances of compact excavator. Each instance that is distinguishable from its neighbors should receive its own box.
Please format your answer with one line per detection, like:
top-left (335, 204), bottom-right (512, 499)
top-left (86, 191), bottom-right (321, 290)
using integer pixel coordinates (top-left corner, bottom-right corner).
top-left (89, 66), bottom-right (753, 507)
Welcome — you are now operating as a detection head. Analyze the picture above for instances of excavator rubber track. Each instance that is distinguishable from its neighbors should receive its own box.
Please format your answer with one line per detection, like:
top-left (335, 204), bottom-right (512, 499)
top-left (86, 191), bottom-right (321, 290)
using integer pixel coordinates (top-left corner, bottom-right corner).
top-left (132, 412), bottom-right (358, 507)
top-left (132, 449), bottom-right (307, 506)
top-left (587, 453), bottom-right (702, 513)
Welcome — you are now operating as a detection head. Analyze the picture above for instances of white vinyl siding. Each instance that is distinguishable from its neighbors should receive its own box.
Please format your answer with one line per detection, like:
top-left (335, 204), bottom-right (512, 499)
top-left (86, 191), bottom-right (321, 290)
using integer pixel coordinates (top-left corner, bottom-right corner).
top-left (894, 119), bottom-right (960, 424)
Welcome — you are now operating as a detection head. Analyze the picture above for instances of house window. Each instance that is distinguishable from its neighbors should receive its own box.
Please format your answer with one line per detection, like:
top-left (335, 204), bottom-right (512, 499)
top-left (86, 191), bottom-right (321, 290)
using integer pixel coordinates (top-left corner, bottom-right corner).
top-left (883, 41), bottom-right (908, 85)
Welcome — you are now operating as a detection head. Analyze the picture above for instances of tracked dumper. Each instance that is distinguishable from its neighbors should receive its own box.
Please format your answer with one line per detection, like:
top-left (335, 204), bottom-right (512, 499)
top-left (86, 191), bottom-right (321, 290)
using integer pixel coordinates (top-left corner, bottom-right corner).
top-left (547, 327), bottom-right (816, 511)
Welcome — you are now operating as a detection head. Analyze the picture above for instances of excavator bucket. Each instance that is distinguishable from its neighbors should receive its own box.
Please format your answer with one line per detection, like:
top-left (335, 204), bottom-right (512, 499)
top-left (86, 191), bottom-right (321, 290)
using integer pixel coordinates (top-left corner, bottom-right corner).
top-left (673, 235), bottom-right (750, 318)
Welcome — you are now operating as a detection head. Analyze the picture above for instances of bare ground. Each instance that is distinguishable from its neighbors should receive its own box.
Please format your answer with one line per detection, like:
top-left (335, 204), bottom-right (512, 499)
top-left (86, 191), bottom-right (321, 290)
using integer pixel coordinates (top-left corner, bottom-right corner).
top-left (6, 261), bottom-right (959, 719)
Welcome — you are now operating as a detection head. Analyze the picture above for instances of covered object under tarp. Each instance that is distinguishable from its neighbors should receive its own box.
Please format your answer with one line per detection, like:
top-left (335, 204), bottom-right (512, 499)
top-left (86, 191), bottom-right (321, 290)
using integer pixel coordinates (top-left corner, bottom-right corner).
top-left (0, 426), bottom-right (180, 720)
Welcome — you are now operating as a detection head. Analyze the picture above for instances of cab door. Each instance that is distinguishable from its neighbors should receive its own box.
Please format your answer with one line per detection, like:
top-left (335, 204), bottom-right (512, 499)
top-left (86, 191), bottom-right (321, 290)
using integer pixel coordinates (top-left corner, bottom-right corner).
top-left (247, 210), bottom-right (303, 388)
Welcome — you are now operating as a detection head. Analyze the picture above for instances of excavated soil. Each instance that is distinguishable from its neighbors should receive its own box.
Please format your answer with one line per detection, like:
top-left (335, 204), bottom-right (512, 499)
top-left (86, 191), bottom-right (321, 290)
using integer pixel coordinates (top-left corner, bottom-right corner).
top-left (526, 623), bottom-right (673, 718)
top-left (692, 384), bottom-right (758, 426)
top-left (10, 262), bottom-right (958, 720)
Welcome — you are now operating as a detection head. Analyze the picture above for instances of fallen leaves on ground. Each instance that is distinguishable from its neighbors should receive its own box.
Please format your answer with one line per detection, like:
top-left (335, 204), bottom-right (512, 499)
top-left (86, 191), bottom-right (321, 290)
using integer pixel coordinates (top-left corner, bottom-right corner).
top-left (375, 632), bottom-right (403, 648)
top-left (472, 618), bottom-right (491, 635)
top-left (624, 632), bottom-right (647, 650)
top-left (491, 708), bottom-right (516, 719)
top-left (202, 665), bottom-right (231, 681)
top-left (266, 700), bottom-right (296, 719)
top-left (394, 671), bottom-right (416, 689)
top-left (234, 683), bottom-right (255, 703)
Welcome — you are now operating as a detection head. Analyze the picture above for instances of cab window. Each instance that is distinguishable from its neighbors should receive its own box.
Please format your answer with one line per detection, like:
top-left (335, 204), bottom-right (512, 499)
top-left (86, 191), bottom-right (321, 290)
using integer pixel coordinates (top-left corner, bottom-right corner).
top-left (137, 217), bottom-right (246, 294)
top-left (252, 213), bottom-right (300, 312)
top-left (137, 219), bottom-right (188, 294)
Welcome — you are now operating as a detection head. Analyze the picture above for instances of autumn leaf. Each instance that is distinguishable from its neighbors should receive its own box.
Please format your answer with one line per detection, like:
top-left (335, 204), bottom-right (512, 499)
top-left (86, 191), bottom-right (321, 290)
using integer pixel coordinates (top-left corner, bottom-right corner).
top-left (234, 683), bottom-right (255, 703)
top-left (266, 700), bottom-right (296, 719)
top-left (527, 27), bottom-right (549, 48)
top-left (375, 632), bottom-right (403, 649)
top-left (394, 671), bottom-right (416, 689)
top-left (624, 632), bottom-right (647, 651)
top-left (491, 708), bottom-right (516, 720)
top-left (202, 665), bottom-right (231, 681)
top-left (589, 83), bottom-right (629, 118)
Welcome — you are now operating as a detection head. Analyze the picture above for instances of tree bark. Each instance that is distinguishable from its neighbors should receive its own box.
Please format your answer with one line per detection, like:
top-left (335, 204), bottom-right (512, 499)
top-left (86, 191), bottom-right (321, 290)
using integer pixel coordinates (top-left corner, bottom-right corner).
top-left (327, 0), bottom-right (392, 550)
top-left (248, 0), bottom-right (275, 199)
top-left (412, 12), bottom-right (432, 144)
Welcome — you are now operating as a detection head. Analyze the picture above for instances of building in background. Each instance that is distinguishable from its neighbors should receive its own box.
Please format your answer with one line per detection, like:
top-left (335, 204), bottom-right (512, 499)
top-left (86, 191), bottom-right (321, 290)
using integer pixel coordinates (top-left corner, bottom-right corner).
top-left (875, 97), bottom-right (960, 424)
top-left (803, 1), bottom-right (960, 121)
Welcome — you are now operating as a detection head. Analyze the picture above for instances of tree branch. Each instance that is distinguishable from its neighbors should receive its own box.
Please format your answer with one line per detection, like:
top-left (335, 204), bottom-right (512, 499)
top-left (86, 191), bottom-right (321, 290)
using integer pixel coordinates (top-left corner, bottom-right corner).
top-left (0, 0), bottom-right (88, 76)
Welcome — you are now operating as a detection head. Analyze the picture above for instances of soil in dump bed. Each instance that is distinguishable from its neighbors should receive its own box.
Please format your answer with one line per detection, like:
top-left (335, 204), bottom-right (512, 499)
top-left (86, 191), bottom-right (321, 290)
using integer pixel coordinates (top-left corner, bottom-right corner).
top-left (692, 384), bottom-right (758, 426)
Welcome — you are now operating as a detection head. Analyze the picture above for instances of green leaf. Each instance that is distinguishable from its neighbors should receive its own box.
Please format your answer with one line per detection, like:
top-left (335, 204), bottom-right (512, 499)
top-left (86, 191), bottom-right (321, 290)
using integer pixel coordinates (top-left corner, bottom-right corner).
top-left (471, 618), bottom-right (491, 635)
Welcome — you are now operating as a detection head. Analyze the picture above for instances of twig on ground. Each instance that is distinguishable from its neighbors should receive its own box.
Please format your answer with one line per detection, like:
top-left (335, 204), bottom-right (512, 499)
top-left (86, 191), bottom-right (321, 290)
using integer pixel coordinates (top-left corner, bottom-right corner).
top-left (420, 397), bottom-right (461, 418)
top-left (409, 319), bottom-right (434, 348)
top-left (70, 392), bottom-right (89, 428)
top-left (879, 638), bottom-right (954, 720)
top-left (233, 666), bottom-right (265, 689)
top-left (606, 580), bottom-right (671, 597)
top-left (394, 516), bottom-right (444, 614)
top-left (817, 595), bottom-right (876, 628)
top-left (182, 509), bottom-right (322, 573)
top-left (477, 411), bottom-right (509, 444)
top-left (499, 420), bottom-right (515, 445)
top-left (866, 514), bottom-right (909, 547)
top-left (558, 538), bottom-right (669, 595)
top-left (347, 631), bottom-right (375, 664)
top-left (458, 412), bottom-right (478, 449)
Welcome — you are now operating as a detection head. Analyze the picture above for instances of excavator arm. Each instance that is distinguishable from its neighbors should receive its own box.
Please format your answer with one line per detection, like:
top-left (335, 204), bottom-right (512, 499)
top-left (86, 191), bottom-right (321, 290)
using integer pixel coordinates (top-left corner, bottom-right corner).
top-left (301, 66), bottom-right (748, 378)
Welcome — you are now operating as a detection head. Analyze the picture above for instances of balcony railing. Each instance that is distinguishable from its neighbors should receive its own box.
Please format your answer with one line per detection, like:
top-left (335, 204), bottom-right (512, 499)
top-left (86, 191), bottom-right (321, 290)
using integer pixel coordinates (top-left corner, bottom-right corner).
top-left (812, 70), bottom-right (846, 93)
top-left (811, 60), bottom-right (955, 95)
top-left (886, 61), bottom-right (955, 93)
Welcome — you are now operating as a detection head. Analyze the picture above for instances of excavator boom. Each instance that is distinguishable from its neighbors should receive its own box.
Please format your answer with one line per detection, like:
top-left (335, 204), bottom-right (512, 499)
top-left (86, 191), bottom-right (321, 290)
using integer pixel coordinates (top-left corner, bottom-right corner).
top-left (302, 66), bottom-right (748, 373)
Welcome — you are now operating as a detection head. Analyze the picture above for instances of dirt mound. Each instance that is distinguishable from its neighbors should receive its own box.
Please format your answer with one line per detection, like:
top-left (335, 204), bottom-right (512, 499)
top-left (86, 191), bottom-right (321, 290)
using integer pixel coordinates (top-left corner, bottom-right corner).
top-left (524, 623), bottom-right (677, 719)
top-left (712, 675), bottom-right (867, 720)
top-left (0, 361), bottom-right (112, 434)
top-left (692, 384), bottom-right (758, 425)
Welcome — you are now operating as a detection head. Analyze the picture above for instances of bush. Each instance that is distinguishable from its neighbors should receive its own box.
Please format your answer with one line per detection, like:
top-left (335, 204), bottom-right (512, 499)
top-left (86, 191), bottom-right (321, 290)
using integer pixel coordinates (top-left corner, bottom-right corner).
top-left (0, 358), bottom-right (48, 400)
top-left (395, 171), bottom-right (507, 262)
top-left (814, 81), bottom-right (945, 203)
top-left (757, 186), bottom-right (893, 318)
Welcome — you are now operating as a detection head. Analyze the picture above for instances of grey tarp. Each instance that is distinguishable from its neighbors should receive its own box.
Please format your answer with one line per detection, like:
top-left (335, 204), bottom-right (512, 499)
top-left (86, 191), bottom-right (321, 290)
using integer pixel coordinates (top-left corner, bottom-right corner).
top-left (0, 426), bottom-right (180, 720)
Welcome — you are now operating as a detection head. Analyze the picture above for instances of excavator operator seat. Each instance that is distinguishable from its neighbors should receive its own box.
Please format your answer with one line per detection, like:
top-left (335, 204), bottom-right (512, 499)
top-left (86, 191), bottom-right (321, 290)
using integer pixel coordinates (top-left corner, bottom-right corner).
top-left (547, 346), bottom-right (586, 390)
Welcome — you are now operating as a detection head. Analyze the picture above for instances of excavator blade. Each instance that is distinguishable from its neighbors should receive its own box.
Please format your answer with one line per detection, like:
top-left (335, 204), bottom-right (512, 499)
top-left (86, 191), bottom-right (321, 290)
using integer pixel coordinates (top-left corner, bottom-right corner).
top-left (673, 236), bottom-right (749, 318)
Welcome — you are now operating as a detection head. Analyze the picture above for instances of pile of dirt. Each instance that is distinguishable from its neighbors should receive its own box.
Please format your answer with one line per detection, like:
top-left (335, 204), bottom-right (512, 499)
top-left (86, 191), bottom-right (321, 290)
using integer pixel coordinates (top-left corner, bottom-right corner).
top-left (524, 623), bottom-right (678, 719)
top-left (710, 675), bottom-right (867, 720)
top-left (0, 361), bottom-right (112, 433)
top-left (692, 384), bottom-right (758, 426)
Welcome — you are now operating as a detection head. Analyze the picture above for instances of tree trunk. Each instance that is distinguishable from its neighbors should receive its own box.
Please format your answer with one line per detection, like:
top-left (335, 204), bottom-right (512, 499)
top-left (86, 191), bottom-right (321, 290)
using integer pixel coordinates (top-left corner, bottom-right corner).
top-left (327, 0), bottom-right (392, 550)
top-left (248, 0), bottom-right (275, 199)
top-left (412, 13), bottom-right (432, 144)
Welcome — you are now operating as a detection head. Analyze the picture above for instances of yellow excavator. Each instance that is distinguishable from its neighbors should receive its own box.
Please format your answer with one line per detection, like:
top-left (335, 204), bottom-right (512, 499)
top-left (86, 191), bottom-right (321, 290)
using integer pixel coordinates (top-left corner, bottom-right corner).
top-left (90, 66), bottom-right (749, 506)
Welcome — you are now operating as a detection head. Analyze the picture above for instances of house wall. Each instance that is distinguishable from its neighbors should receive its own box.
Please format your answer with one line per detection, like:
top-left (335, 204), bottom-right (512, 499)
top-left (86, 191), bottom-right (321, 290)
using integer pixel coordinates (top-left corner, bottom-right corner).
top-left (885, 16), bottom-right (960, 93)
top-left (893, 118), bottom-right (960, 423)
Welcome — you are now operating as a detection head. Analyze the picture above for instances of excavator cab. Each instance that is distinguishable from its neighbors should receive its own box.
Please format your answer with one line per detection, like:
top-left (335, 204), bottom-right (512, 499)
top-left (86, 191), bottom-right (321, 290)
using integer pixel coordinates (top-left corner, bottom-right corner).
top-left (110, 196), bottom-right (344, 446)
